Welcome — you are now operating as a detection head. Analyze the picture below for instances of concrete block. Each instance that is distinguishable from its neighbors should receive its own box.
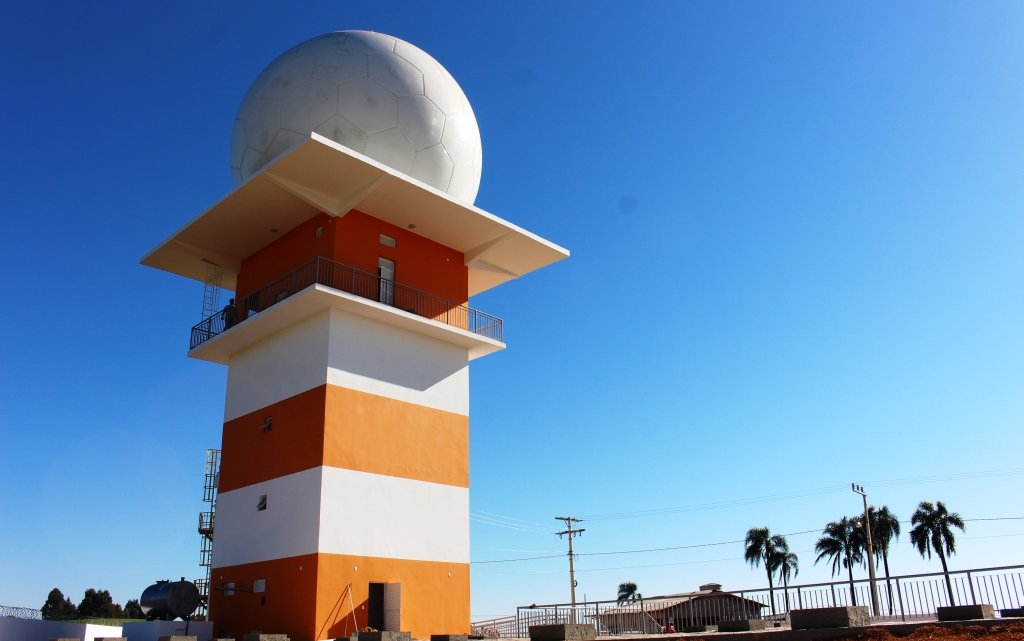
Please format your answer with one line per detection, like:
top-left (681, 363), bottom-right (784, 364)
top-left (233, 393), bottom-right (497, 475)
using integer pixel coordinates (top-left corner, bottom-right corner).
top-left (937, 605), bottom-right (995, 621)
top-left (355, 633), bottom-right (410, 641)
top-left (718, 619), bottom-right (767, 632)
top-left (242, 635), bottom-right (289, 641)
top-left (1001, 608), bottom-right (1024, 618)
top-left (431, 636), bottom-right (468, 641)
top-left (791, 606), bottom-right (870, 629)
top-left (528, 624), bottom-right (596, 641)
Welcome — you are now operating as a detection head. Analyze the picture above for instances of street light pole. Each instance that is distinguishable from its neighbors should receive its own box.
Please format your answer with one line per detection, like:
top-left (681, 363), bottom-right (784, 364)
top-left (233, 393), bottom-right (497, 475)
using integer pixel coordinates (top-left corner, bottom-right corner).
top-left (852, 483), bottom-right (881, 617)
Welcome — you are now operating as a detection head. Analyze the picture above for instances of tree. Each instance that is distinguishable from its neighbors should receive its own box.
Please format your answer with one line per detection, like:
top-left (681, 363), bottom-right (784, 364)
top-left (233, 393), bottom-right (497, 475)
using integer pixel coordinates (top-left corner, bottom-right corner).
top-left (123, 599), bottom-right (145, 620)
top-left (776, 550), bottom-right (799, 613)
top-left (616, 581), bottom-right (641, 604)
top-left (77, 588), bottom-right (124, 619)
top-left (744, 527), bottom-right (788, 616)
top-left (867, 505), bottom-right (901, 613)
top-left (909, 500), bottom-right (965, 606)
top-left (41, 588), bottom-right (78, 621)
top-left (814, 517), bottom-right (863, 606)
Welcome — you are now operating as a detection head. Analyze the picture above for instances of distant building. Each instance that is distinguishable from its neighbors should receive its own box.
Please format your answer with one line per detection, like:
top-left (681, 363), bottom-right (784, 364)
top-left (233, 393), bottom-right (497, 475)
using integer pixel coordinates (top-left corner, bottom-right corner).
top-left (596, 585), bottom-right (765, 633)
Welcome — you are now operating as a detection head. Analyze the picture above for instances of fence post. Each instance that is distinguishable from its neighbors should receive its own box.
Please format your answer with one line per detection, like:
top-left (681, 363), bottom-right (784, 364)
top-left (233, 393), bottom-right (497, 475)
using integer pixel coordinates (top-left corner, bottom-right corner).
top-left (967, 571), bottom-right (977, 605)
top-left (797, 586), bottom-right (803, 610)
top-left (830, 583), bottom-right (837, 607)
top-left (895, 578), bottom-right (906, 622)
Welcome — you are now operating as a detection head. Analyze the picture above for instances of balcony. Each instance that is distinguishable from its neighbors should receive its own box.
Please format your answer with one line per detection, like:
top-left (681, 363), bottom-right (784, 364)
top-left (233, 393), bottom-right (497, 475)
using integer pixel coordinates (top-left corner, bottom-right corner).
top-left (190, 256), bottom-right (503, 351)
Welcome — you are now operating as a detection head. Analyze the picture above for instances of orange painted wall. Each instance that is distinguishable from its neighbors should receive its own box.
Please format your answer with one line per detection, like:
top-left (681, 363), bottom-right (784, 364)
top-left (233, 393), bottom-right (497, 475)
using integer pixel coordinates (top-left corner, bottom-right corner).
top-left (332, 210), bottom-right (468, 305)
top-left (323, 384), bottom-right (468, 488)
top-left (219, 384), bottom-right (468, 493)
top-left (316, 554), bottom-right (470, 641)
top-left (209, 553), bottom-right (319, 641)
top-left (236, 212), bottom-right (337, 306)
top-left (219, 386), bottom-right (328, 493)
top-left (233, 209), bottom-right (468, 315)
top-left (211, 553), bottom-right (470, 641)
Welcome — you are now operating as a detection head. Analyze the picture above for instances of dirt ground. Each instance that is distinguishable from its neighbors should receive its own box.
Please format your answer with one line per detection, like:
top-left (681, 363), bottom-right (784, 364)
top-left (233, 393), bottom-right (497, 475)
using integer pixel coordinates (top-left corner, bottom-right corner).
top-left (855, 622), bottom-right (1024, 641)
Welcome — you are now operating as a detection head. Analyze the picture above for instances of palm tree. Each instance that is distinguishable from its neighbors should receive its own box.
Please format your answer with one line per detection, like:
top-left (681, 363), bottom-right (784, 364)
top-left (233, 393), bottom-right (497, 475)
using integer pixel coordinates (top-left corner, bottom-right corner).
top-left (909, 501), bottom-right (965, 606)
top-left (744, 527), bottom-right (787, 615)
top-left (814, 517), bottom-right (864, 606)
top-left (617, 581), bottom-right (641, 604)
top-left (776, 549), bottom-right (799, 613)
top-left (868, 505), bottom-right (901, 613)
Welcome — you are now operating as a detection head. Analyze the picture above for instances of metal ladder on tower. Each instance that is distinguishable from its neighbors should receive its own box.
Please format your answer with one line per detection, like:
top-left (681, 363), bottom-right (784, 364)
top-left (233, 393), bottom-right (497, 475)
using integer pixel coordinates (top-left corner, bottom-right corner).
top-left (201, 260), bottom-right (222, 321)
top-left (196, 448), bottom-right (221, 616)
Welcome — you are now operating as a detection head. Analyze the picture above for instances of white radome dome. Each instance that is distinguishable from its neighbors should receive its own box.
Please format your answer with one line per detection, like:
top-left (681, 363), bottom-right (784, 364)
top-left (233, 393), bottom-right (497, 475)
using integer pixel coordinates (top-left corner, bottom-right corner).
top-left (231, 31), bottom-right (483, 204)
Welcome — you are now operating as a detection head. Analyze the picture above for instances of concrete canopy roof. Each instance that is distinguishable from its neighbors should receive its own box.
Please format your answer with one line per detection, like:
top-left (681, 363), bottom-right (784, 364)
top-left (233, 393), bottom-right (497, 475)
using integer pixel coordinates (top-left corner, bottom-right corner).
top-left (141, 133), bottom-right (569, 296)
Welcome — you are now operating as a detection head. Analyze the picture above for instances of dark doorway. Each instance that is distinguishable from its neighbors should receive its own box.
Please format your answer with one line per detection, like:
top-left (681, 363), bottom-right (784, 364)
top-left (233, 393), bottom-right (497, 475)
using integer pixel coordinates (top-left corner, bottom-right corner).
top-left (368, 582), bottom-right (386, 631)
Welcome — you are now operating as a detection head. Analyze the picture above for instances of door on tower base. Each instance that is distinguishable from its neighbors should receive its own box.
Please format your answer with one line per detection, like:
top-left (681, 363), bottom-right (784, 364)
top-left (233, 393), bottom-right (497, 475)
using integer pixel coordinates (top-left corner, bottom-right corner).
top-left (368, 582), bottom-right (402, 631)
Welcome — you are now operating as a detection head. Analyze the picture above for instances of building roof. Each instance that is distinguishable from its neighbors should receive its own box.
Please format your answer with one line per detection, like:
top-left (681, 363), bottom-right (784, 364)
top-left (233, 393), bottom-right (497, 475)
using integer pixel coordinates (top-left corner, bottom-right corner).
top-left (598, 590), bottom-right (765, 616)
top-left (141, 133), bottom-right (569, 296)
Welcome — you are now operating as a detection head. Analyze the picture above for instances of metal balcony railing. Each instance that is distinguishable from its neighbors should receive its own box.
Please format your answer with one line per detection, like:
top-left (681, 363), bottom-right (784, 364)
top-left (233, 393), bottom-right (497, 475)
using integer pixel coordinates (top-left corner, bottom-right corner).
top-left (190, 256), bottom-right (503, 349)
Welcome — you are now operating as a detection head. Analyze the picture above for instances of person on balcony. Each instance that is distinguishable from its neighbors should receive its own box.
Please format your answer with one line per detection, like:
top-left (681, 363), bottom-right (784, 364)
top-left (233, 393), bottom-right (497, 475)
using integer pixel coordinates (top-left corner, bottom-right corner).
top-left (221, 298), bottom-right (236, 330)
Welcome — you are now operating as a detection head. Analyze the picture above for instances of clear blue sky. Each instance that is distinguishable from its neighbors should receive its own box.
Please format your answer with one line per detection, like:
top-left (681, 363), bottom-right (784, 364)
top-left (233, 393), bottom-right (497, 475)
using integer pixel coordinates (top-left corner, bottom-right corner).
top-left (1, 0), bottom-right (1022, 621)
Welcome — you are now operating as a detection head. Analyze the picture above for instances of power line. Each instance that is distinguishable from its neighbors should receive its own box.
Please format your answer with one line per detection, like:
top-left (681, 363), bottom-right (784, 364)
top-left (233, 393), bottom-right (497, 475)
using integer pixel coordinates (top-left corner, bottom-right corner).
top-left (469, 519), bottom-right (1021, 565)
top-left (575, 468), bottom-right (1024, 522)
top-left (470, 513), bottom-right (552, 534)
top-left (964, 517), bottom-right (1024, 522)
top-left (472, 529), bottom-right (818, 564)
top-left (473, 553), bottom-right (564, 565)
top-left (579, 486), bottom-right (848, 521)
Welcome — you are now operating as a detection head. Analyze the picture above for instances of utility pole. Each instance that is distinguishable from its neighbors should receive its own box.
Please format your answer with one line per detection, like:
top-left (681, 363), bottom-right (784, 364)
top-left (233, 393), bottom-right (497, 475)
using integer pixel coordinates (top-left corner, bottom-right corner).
top-left (556, 516), bottom-right (585, 619)
top-left (852, 483), bottom-right (881, 617)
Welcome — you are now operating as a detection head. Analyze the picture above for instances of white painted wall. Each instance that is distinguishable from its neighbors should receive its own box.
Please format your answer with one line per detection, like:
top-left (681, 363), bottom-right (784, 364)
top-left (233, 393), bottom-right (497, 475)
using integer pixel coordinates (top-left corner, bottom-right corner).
top-left (0, 618), bottom-right (123, 641)
top-left (123, 620), bottom-right (214, 641)
top-left (223, 308), bottom-right (470, 422)
top-left (318, 466), bottom-right (469, 563)
top-left (211, 467), bottom-right (322, 568)
top-left (224, 311), bottom-right (332, 422)
top-left (211, 466), bottom-right (468, 568)
top-left (326, 310), bottom-right (469, 416)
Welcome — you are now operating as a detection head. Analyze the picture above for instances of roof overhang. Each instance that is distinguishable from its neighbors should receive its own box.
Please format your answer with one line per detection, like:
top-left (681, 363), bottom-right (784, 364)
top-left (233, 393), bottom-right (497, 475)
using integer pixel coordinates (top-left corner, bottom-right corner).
top-left (141, 133), bottom-right (569, 296)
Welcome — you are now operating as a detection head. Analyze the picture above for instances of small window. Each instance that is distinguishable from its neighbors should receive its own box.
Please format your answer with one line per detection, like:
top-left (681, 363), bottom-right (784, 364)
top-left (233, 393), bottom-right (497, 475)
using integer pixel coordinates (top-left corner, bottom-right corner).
top-left (315, 226), bottom-right (323, 239)
top-left (257, 495), bottom-right (267, 511)
top-left (224, 582), bottom-right (236, 596)
top-left (253, 579), bottom-right (266, 593)
top-left (379, 234), bottom-right (396, 248)
top-left (262, 417), bottom-right (273, 432)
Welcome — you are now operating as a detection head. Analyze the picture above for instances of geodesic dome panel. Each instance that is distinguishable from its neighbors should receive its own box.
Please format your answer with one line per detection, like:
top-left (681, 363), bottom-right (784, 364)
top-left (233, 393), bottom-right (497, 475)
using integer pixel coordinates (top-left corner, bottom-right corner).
top-left (231, 31), bottom-right (483, 204)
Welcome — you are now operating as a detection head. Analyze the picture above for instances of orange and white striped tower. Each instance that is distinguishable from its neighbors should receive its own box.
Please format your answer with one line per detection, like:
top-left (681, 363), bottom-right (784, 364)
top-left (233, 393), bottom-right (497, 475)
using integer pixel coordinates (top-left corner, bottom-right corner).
top-left (144, 120), bottom-right (566, 641)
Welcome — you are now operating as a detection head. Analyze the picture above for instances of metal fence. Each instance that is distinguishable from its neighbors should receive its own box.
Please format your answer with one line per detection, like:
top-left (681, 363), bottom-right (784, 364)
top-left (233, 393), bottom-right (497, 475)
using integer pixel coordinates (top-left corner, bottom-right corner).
top-left (479, 565), bottom-right (1024, 637)
top-left (730, 564), bottom-right (1023, 623)
top-left (0, 605), bottom-right (42, 619)
top-left (190, 256), bottom-right (503, 349)
top-left (472, 615), bottom-right (519, 638)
